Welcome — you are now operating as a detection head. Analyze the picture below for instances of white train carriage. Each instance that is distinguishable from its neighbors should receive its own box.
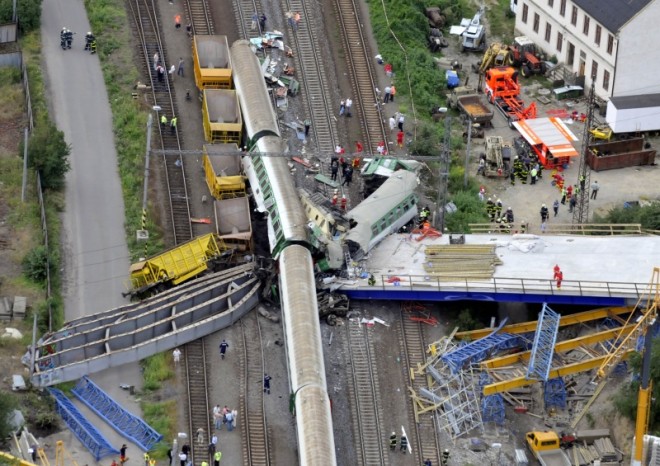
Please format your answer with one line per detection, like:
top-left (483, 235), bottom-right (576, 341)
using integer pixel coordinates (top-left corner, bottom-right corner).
top-left (279, 245), bottom-right (336, 465)
top-left (344, 170), bottom-right (419, 259)
top-left (230, 39), bottom-right (280, 144)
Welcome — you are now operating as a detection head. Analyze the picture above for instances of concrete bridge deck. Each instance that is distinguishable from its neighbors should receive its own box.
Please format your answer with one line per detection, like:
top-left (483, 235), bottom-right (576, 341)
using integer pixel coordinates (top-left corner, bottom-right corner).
top-left (336, 233), bottom-right (660, 306)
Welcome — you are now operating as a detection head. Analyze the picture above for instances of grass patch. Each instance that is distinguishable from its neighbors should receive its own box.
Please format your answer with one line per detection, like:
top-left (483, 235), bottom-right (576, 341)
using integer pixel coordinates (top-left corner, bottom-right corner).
top-left (141, 353), bottom-right (174, 392)
top-left (488, 0), bottom-right (516, 44)
top-left (141, 400), bottom-right (177, 458)
top-left (84, 0), bottom-right (165, 260)
top-left (141, 353), bottom-right (177, 457)
top-left (365, 0), bottom-right (489, 230)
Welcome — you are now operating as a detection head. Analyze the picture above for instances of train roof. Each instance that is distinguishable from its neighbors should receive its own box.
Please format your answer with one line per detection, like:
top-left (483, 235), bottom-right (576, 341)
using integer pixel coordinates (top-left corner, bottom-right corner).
top-left (194, 35), bottom-right (230, 69)
top-left (230, 40), bottom-right (280, 140)
top-left (347, 170), bottom-right (418, 224)
top-left (361, 157), bottom-right (422, 177)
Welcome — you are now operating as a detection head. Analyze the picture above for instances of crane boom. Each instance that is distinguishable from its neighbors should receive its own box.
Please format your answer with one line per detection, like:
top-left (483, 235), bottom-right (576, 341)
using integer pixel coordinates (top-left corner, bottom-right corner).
top-left (596, 267), bottom-right (660, 380)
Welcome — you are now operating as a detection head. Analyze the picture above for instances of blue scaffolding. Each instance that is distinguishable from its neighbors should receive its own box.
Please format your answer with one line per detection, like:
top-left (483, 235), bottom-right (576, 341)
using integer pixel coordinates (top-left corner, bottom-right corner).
top-left (48, 388), bottom-right (119, 461)
top-left (481, 394), bottom-right (505, 424)
top-left (442, 319), bottom-right (522, 374)
top-left (543, 378), bottom-right (566, 409)
top-left (526, 303), bottom-right (560, 381)
top-left (72, 376), bottom-right (163, 451)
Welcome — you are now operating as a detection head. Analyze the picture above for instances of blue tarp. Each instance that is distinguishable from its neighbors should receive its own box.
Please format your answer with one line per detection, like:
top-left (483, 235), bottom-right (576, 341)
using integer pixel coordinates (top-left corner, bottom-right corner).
top-left (446, 70), bottom-right (460, 89)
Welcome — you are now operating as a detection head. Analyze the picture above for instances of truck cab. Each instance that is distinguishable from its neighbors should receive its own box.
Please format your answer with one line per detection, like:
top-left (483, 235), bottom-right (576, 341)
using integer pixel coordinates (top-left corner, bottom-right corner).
top-left (526, 431), bottom-right (560, 454)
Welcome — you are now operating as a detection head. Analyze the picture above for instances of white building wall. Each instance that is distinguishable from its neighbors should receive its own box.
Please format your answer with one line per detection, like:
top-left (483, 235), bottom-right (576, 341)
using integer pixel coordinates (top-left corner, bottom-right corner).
top-left (606, 102), bottom-right (660, 133)
top-left (613, 1), bottom-right (660, 97)
top-left (513, 0), bottom-right (621, 100)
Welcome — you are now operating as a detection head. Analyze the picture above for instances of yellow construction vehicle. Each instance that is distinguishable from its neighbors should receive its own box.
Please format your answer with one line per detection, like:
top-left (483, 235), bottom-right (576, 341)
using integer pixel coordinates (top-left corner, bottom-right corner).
top-left (589, 124), bottom-right (613, 141)
top-left (474, 42), bottom-right (513, 75)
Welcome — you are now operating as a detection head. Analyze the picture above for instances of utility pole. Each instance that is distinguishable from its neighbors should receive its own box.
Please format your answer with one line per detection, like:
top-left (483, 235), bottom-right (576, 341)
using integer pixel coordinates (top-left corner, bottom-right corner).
top-left (21, 128), bottom-right (28, 202)
top-left (572, 80), bottom-right (596, 225)
top-left (137, 114), bottom-right (153, 252)
top-left (436, 116), bottom-right (451, 231)
top-left (464, 119), bottom-right (472, 188)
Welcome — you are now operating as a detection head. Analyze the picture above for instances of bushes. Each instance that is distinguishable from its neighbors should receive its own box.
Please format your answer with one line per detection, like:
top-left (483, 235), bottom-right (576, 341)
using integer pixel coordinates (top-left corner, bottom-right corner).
top-left (22, 245), bottom-right (51, 282)
top-left (24, 121), bottom-right (71, 191)
top-left (0, 0), bottom-right (43, 33)
top-left (594, 203), bottom-right (660, 230)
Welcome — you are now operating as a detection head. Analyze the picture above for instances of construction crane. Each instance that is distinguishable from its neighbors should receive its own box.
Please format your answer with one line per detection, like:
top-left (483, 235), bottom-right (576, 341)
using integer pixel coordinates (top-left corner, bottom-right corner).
top-left (54, 441), bottom-right (79, 466)
top-left (0, 451), bottom-right (39, 466)
top-left (2, 441), bottom-right (80, 466)
top-left (572, 80), bottom-right (595, 225)
top-left (592, 268), bottom-right (659, 466)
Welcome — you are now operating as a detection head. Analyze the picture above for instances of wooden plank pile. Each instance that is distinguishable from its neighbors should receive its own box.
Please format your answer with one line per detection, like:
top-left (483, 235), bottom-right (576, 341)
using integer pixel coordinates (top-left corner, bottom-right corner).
top-left (423, 244), bottom-right (502, 279)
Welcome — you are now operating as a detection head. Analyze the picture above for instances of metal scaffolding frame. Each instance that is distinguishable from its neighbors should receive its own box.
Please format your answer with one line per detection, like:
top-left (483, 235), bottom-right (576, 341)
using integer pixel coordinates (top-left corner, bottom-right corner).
top-left (48, 388), bottom-right (119, 461)
top-left (72, 376), bottom-right (163, 451)
top-left (426, 358), bottom-right (484, 440)
top-left (442, 319), bottom-right (523, 373)
top-left (526, 303), bottom-right (560, 381)
top-left (543, 377), bottom-right (567, 409)
top-left (481, 394), bottom-right (506, 424)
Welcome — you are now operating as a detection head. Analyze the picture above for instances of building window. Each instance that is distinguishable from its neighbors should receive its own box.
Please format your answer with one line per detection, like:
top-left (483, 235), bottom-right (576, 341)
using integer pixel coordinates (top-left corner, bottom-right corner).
top-left (560, 0), bottom-right (566, 16)
top-left (583, 16), bottom-right (590, 35)
top-left (603, 70), bottom-right (610, 91)
top-left (545, 22), bottom-right (552, 42)
top-left (522, 3), bottom-right (528, 23)
top-left (591, 60), bottom-right (598, 80)
top-left (607, 34), bottom-right (614, 54)
top-left (557, 32), bottom-right (563, 52)
top-left (595, 25), bottom-right (601, 45)
top-left (533, 13), bottom-right (540, 33)
top-left (571, 6), bottom-right (578, 26)
top-left (548, 0), bottom-right (554, 6)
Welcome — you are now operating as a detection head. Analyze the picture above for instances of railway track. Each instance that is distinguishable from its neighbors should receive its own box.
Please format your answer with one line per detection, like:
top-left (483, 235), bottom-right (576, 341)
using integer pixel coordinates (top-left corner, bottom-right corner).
top-left (233, 0), bottom-right (262, 41)
top-left (346, 320), bottom-right (387, 466)
top-left (239, 312), bottom-right (272, 466)
top-left (399, 310), bottom-right (442, 465)
top-left (184, 0), bottom-right (214, 36)
top-left (334, 0), bottom-right (387, 151)
top-left (184, 340), bottom-right (212, 465)
top-left (280, 0), bottom-right (338, 155)
top-left (127, 0), bottom-right (192, 245)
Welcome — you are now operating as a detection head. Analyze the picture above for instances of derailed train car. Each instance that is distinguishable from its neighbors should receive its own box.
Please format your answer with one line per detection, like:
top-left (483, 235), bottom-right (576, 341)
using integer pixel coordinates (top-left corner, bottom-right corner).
top-left (344, 169), bottom-right (419, 260)
top-left (230, 39), bottom-right (337, 466)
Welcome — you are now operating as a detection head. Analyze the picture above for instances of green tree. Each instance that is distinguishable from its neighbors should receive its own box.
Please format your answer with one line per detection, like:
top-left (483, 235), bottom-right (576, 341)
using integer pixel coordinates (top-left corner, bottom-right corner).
top-left (614, 337), bottom-right (660, 434)
top-left (0, 391), bottom-right (18, 444)
top-left (25, 122), bottom-right (71, 191)
top-left (0, 0), bottom-right (43, 33)
top-left (595, 203), bottom-right (660, 230)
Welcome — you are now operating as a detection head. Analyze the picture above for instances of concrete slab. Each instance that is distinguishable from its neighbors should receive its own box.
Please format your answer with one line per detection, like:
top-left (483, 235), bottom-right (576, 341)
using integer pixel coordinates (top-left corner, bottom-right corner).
top-left (362, 232), bottom-right (660, 288)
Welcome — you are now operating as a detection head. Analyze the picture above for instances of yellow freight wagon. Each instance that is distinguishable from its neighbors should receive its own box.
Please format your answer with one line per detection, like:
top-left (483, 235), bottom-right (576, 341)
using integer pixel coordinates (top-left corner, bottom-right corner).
top-left (202, 89), bottom-right (242, 144)
top-left (125, 233), bottom-right (227, 298)
top-left (203, 144), bottom-right (246, 199)
top-left (214, 196), bottom-right (253, 252)
top-left (193, 35), bottom-right (232, 90)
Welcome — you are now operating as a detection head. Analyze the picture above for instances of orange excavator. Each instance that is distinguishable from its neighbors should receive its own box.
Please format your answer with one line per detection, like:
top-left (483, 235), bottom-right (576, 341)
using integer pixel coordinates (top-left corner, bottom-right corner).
top-left (482, 66), bottom-right (537, 127)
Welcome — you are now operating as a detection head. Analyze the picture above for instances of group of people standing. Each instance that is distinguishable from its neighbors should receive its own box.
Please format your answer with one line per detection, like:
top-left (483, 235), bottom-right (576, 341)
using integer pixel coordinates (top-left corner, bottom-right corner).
top-left (330, 151), bottom-right (356, 187)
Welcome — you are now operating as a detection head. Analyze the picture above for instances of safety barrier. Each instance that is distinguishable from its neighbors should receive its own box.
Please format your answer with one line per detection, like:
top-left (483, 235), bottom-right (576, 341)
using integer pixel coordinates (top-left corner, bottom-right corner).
top-left (72, 377), bottom-right (163, 451)
top-left (468, 223), bottom-right (643, 235)
top-left (47, 388), bottom-right (119, 461)
top-left (365, 274), bottom-right (646, 299)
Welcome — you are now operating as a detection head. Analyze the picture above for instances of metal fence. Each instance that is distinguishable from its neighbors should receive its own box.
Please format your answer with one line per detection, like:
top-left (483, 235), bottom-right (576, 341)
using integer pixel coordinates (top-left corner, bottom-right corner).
top-left (366, 274), bottom-right (647, 299)
top-left (468, 222), bottom-right (643, 235)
